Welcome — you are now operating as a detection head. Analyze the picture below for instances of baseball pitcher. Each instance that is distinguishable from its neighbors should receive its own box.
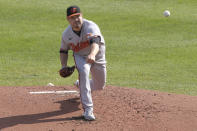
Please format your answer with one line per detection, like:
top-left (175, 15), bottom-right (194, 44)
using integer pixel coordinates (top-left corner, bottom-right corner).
top-left (59, 5), bottom-right (106, 121)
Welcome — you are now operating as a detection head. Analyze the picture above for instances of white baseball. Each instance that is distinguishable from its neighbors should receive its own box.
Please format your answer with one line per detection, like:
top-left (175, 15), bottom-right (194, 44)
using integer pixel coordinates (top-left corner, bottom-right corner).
top-left (163, 10), bottom-right (170, 17)
top-left (47, 83), bottom-right (54, 87)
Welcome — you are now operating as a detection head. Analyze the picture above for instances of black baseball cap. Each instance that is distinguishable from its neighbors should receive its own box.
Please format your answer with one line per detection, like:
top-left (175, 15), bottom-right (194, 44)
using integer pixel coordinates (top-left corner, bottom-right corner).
top-left (67, 5), bottom-right (81, 17)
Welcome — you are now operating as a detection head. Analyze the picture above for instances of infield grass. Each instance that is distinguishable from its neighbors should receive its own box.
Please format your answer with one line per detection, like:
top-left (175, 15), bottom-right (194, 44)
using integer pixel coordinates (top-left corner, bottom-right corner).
top-left (0, 0), bottom-right (197, 95)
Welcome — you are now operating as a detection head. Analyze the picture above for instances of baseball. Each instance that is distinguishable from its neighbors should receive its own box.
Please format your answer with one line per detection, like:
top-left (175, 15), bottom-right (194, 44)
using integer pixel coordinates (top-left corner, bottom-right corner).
top-left (47, 83), bottom-right (54, 87)
top-left (163, 10), bottom-right (170, 17)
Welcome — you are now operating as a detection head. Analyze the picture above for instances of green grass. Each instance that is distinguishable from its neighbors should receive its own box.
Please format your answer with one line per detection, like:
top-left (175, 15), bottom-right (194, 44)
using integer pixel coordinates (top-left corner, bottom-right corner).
top-left (0, 0), bottom-right (197, 95)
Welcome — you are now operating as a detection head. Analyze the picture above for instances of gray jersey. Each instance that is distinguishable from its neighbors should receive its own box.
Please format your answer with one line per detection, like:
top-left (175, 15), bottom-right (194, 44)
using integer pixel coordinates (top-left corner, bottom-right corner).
top-left (61, 19), bottom-right (106, 64)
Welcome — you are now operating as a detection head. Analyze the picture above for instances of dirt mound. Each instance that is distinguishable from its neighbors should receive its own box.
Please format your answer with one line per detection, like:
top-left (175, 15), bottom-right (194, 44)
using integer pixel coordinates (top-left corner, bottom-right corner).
top-left (0, 86), bottom-right (197, 131)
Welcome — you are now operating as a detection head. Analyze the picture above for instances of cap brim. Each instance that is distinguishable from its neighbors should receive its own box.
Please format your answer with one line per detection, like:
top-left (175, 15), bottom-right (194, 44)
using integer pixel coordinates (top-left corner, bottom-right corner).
top-left (67, 13), bottom-right (81, 18)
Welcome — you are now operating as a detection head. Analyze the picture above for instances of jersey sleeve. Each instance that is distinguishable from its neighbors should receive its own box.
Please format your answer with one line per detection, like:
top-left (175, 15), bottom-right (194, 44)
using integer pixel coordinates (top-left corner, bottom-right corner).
top-left (86, 22), bottom-right (105, 44)
top-left (60, 32), bottom-right (69, 51)
top-left (87, 23), bottom-right (101, 36)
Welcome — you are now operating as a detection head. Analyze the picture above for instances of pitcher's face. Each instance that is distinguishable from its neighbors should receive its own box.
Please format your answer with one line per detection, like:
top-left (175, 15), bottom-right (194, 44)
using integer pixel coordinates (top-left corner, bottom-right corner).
top-left (67, 14), bottom-right (83, 31)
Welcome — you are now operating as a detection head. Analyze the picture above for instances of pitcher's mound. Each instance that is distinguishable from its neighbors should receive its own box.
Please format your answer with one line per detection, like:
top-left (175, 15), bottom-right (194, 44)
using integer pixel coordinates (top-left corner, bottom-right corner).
top-left (0, 86), bottom-right (197, 131)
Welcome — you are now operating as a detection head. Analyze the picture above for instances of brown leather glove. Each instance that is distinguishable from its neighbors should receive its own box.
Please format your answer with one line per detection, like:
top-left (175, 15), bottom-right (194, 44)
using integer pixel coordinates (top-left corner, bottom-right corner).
top-left (59, 66), bottom-right (75, 78)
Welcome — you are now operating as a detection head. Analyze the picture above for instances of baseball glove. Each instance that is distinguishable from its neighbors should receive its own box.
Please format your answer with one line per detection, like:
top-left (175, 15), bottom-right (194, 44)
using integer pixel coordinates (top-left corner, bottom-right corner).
top-left (59, 66), bottom-right (75, 78)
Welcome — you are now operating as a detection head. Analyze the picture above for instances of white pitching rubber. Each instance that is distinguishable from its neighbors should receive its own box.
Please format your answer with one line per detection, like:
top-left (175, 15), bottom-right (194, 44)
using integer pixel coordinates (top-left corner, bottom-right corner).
top-left (29, 90), bottom-right (78, 94)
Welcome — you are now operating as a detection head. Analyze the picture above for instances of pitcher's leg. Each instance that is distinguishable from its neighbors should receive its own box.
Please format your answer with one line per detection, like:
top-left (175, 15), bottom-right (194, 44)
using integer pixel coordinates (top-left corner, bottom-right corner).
top-left (74, 55), bottom-right (93, 110)
top-left (90, 64), bottom-right (106, 91)
top-left (78, 64), bottom-right (93, 109)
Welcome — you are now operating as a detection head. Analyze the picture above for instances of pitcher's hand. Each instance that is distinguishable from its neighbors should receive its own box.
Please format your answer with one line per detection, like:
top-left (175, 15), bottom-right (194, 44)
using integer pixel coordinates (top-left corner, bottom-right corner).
top-left (86, 54), bottom-right (95, 64)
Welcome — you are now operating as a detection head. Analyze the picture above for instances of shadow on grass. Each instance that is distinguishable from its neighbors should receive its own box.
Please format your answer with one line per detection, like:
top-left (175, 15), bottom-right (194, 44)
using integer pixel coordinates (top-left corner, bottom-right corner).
top-left (0, 98), bottom-right (83, 130)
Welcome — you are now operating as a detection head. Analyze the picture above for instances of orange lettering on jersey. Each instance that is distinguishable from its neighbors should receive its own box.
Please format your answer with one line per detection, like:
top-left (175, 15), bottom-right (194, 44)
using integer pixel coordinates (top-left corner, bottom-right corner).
top-left (69, 40), bottom-right (90, 52)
